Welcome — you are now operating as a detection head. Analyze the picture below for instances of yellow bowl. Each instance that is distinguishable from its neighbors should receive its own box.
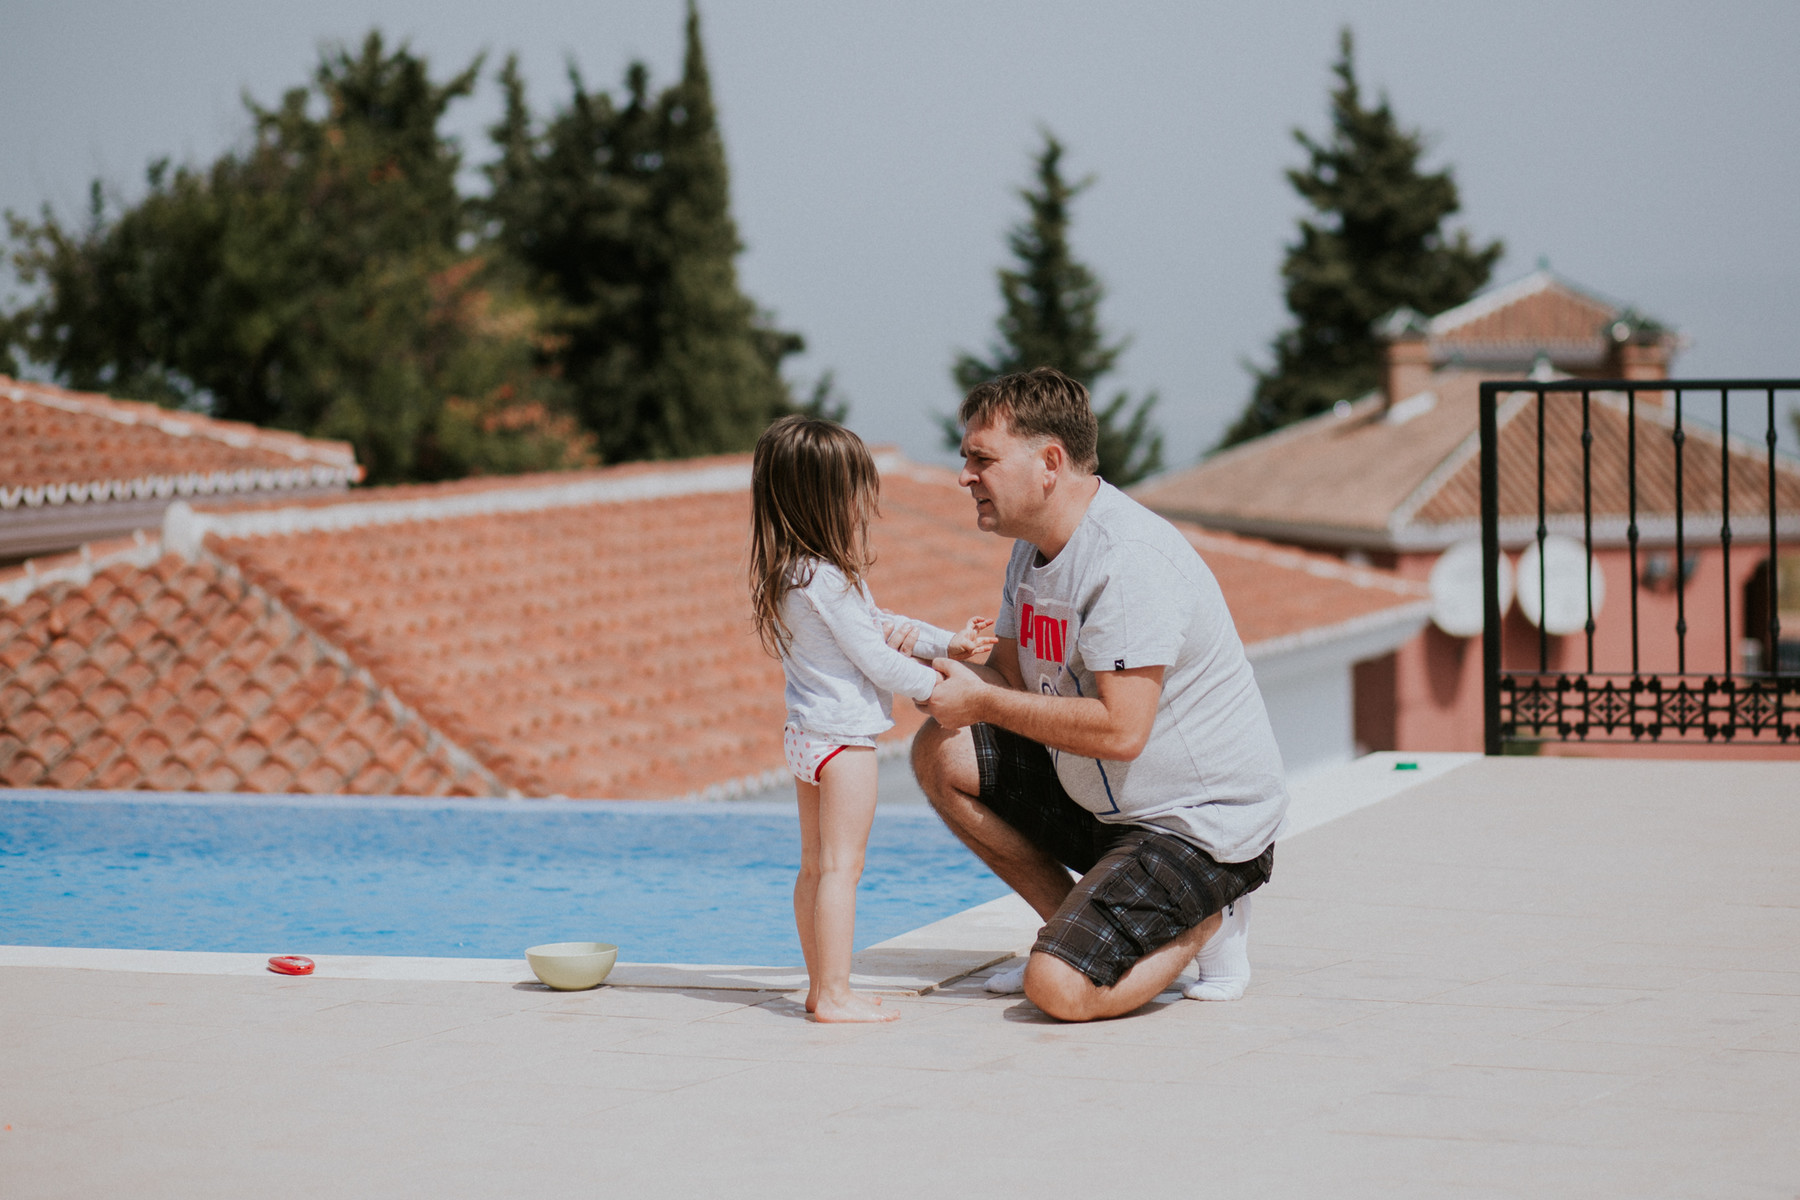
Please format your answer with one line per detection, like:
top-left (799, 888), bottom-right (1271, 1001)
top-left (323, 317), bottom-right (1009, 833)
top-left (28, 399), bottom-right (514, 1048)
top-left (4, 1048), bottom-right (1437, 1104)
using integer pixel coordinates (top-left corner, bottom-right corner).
top-left (525, 942), bottom-right (618, 991)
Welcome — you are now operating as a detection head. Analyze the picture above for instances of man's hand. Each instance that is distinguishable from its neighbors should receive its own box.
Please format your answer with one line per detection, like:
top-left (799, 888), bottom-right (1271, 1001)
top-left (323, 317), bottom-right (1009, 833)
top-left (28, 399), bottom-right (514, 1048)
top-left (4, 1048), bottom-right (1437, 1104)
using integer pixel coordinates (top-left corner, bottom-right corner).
top-left (946, 616), bottom-right (997, 662)
top-left (924, 662), bottom-right (1165, 761)
top-left (922, 657), bottom-right (991, 731)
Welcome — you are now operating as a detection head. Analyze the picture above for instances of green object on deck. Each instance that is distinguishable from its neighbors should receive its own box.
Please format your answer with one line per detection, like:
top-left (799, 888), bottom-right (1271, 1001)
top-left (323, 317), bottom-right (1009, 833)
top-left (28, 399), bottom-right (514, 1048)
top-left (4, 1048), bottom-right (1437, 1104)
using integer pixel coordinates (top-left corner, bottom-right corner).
top-left (1395, 762), bottom-right (1419, 771)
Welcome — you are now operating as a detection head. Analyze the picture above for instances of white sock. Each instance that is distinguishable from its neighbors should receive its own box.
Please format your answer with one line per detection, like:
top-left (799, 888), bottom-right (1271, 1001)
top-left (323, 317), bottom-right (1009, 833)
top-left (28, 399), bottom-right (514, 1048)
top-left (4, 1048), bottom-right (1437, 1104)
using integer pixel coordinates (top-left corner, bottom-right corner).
top-left (984, 960), bottom-right (1028, 994)
top-left (1184, 895), bottom-right (1252, 1001)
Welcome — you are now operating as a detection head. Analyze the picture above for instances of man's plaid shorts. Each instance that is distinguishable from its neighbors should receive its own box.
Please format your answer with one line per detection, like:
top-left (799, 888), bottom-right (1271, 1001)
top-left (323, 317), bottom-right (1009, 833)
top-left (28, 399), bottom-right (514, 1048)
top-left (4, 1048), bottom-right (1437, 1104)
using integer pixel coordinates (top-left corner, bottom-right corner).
top-left (972, 722), bottom-right (1273, 989)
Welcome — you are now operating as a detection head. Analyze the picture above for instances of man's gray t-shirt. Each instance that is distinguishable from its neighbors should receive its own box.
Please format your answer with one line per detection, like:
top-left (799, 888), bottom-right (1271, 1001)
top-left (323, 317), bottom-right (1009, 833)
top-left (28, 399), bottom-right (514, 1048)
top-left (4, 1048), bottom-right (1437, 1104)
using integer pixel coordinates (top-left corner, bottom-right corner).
top-left (995, 481), bottom-right (1288, 863)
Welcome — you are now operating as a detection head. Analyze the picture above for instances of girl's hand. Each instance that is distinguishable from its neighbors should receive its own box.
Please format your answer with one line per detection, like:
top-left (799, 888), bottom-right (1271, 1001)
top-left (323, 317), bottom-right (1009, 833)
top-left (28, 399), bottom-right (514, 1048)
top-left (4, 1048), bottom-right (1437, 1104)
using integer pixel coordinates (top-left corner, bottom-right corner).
top-left (882, 620), bottom-right (920, 656)
top-left (947, 616), bottom-right (998, 661)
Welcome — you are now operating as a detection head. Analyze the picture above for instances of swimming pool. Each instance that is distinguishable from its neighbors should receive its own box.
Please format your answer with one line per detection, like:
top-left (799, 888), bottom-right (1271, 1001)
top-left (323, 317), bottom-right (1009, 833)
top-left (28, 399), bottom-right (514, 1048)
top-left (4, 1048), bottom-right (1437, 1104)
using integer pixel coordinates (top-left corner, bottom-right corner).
top-left (0, 792), bottom-right (1008, 964)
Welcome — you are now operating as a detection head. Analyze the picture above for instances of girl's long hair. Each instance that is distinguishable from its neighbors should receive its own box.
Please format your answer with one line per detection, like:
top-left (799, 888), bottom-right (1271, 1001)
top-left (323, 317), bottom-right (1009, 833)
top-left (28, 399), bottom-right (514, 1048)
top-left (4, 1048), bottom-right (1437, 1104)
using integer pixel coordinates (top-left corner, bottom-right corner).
top-left (750, 415), bottom-right (880, 657)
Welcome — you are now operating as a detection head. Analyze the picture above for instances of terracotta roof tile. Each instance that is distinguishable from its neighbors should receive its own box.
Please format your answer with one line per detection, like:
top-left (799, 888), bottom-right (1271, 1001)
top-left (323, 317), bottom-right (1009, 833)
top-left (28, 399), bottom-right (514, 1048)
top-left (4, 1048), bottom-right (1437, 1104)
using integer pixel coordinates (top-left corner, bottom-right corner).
top-left (1178, 527), bottom-right (1430, 649)
top-left (1137, 373), bottom-right (1800, 549)
top-left (0, 378), bottom-right (360, 560)
top-left (1132, 375), bottom-right (1489, 539)
top-left (1429, 273), bottom-right (1625, 365)
top-left (1413, 388), bottom-right (1800, 528)
top-left (0, 377), bottom-right (356, 492)
top-left (0, 557), bottom-right (497, 796)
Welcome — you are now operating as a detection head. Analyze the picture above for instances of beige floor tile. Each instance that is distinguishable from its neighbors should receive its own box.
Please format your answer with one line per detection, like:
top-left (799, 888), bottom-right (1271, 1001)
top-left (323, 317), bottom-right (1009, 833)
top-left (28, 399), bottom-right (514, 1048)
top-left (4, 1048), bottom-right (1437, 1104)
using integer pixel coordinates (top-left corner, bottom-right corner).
top-left (1325, 1087), bottom-right (1574, 1141)
top-left (1601, 1046), bottom-right (1800, 1114)
top-left (1379, 1061), bottom-right (1637, 1107)
top-left (532, 984), bottom-right (767, 1021)
top-left (1532, 1092), bottom-right (1800, 1167)
top-left (1530, 989), bottom-right (1800, 1049)
top-left (3, 1014), bottom-right (224, 1076)
top-left (1503, 957), bottom-right (1711, 991)
top-left (1730, 1021), bottom-right (1800, 1054)
top-left (1455, 1033), bottom-right (1708, 1076)
top-left (604, 1016), bottom-right (878, 1063)
top-left (1426, 978), bottom-right (1660, 1012)
top-left (1352, 998), bottom-right (1593, 1039)
top-left (1256, 1017), bottom-right (1517, 1067)
top-left (1705, 968), bottom-right (1800, 997)
top-left (1252, 957), bottom-right (1483, 1002)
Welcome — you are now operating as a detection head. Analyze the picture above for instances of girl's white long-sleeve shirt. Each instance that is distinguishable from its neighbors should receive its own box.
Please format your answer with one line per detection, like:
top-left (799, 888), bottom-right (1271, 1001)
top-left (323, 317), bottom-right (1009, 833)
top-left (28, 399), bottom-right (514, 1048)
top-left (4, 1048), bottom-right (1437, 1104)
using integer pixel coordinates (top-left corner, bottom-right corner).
top-left (779, 562), bottom-right (952, 738)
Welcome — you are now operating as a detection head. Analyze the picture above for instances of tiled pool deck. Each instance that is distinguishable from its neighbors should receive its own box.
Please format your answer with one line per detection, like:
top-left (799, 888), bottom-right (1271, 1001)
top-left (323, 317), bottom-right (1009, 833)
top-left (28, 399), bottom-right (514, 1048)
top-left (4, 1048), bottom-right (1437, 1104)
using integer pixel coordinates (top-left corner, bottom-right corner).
top-left (4, 753), bottom-right (1798, 1197)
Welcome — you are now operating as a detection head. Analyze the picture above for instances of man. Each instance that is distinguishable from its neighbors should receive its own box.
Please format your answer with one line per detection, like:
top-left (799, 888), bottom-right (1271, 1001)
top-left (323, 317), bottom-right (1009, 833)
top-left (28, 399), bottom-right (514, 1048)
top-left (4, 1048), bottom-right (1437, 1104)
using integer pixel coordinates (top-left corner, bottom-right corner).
top-left (911, 367), bottom-right (1288, 1022)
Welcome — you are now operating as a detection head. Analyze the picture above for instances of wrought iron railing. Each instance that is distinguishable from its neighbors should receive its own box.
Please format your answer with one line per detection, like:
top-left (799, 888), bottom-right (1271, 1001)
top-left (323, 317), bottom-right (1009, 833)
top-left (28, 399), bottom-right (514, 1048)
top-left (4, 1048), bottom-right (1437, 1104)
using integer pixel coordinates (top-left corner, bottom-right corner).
top-left (1480, 378), bottom-right (1800, 753)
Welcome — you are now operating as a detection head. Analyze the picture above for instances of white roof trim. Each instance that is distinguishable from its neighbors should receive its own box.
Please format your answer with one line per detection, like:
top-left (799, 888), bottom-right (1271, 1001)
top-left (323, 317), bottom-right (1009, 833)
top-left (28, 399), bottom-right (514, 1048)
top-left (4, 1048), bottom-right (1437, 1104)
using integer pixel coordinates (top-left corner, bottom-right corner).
top-left (162, 461), bottom-right (758, 555)
top-left (0, 465), bottom-right (356, 511)
top-left (0, 532), bottom-right (163, 606)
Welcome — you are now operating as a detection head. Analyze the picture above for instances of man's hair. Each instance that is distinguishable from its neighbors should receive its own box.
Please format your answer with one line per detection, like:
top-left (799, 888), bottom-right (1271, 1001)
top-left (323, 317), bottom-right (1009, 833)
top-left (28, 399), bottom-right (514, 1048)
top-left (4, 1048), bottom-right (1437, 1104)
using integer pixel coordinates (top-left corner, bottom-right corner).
top-left (958, 366), bottom-right (1098, 473)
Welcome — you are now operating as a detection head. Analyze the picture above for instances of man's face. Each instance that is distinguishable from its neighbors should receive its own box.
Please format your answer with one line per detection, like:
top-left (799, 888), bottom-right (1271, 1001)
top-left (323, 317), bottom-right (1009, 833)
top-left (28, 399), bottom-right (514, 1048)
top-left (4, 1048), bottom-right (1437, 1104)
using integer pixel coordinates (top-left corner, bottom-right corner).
top-left (958, 415), bottom-right (1049, 538)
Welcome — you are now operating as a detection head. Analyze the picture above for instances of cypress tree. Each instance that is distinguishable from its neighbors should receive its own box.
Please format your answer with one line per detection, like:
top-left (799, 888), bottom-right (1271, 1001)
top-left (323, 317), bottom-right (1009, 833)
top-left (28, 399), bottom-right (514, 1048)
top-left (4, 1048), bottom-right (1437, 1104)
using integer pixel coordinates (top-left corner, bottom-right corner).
top-left (1222, 29), bottom-right (1502, 447)
top-left (634, 0), bottom-right (797, 458)
top-left (951, 132), bottom-right (1162, 485)
top-left (485, 2), bottom-right (805, 462)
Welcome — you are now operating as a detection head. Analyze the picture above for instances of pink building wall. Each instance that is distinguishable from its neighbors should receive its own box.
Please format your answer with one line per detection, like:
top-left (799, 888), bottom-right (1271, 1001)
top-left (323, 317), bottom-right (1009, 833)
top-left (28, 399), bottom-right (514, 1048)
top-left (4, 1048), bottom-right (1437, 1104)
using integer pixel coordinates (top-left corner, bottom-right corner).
top-left (1356, 542), bottom-right (1800, 758)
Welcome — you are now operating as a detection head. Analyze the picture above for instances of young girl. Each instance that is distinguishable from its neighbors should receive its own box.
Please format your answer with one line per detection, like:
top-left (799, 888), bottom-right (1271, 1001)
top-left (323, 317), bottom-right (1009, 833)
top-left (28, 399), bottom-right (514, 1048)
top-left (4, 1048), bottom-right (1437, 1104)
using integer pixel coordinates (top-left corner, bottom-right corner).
top-left (751, 416), bottom-right (995, 1023)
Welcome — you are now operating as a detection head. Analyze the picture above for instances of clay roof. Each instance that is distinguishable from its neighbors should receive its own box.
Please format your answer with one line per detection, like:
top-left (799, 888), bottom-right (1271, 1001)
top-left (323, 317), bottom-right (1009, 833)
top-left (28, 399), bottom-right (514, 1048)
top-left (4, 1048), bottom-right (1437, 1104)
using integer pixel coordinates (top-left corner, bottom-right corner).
top-left (1183, 528), bottom-right (1428, 654)
top-left (1133, 372), bottom-right (1491, 544)
top-left (1137, 372), bottom-right (1800, 551)
top-left (2, 454), bottom-right (1427, 799)
top-left (0, 546), bottom-right (494, 796)
top-left (1427, 272), bottom-right (1628, 368)
top-left (0, 377), bottom-right (358, 511)
top-left (1412, 388), bottom-right (1800, 533)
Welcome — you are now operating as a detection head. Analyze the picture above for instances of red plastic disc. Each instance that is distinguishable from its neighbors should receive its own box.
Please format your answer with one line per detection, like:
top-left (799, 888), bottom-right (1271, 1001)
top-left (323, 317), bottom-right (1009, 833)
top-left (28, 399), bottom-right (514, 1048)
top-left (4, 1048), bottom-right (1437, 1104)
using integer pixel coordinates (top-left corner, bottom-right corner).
top-left (268, 955), bottom-right (315, 976)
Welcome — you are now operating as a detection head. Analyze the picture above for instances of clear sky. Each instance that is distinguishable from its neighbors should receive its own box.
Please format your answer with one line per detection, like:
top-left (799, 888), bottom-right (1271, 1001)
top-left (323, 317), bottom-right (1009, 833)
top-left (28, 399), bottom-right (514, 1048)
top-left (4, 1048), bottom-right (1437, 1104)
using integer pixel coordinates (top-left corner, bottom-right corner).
top-left (3, 1), bottom-right (1797, 466)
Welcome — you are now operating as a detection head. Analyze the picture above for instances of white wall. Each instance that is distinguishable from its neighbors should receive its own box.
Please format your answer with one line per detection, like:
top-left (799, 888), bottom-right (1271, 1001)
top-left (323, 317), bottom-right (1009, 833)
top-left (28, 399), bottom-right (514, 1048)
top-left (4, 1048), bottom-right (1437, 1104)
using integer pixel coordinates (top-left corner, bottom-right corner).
top-left (1254, 658), bottom-right (1356, 784)
top-left (1250, 613), bottom-right (1429, 784)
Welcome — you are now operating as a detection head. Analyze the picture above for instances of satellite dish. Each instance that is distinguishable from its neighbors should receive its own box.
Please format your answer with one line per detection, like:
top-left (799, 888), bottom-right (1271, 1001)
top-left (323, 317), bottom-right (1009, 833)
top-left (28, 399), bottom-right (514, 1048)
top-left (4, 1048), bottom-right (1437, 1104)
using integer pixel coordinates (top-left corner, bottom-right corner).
top-left (1517, 535), bottom-right (1605, 635)
top-left (1429, 538), bottom-right (1514, 638)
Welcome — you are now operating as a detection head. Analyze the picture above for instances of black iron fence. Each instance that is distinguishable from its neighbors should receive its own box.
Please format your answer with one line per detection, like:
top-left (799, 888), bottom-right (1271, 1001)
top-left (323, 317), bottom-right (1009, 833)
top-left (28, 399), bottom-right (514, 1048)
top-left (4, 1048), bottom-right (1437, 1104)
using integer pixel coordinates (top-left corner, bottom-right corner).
top-left (1480, 378), bottom-right (1800, 754)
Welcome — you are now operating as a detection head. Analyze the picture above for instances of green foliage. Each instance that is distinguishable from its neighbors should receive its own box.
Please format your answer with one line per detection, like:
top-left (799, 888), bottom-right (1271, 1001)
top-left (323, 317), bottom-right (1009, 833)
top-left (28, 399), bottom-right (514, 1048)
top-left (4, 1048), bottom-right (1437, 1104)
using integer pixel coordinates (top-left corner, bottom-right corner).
top-left (1222, 29), bottom-right (1502, 447)
top-left (950, 132), bottom-right (1162, 485)
top-left (3, 33), bottom-right (593, 483)
top-left (483, 2), bottom-right (807, 462)
top-left (3, 6), bottom-right (809, 481)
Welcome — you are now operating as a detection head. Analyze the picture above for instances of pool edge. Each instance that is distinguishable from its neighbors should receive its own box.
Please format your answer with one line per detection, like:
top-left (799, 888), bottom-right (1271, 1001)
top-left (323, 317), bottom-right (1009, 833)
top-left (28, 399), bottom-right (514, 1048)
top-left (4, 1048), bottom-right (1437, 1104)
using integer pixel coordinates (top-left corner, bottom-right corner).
top-left (0, 894), bottom-right (1039, 995)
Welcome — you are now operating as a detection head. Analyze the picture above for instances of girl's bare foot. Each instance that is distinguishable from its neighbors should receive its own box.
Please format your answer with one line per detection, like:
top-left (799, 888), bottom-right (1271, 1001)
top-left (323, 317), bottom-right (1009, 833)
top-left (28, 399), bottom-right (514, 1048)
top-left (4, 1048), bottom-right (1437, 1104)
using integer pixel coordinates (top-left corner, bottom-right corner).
top-left (806, 990), bottom-right (880, 1013)
top-left (811, 992), bottom-right (899, 1023)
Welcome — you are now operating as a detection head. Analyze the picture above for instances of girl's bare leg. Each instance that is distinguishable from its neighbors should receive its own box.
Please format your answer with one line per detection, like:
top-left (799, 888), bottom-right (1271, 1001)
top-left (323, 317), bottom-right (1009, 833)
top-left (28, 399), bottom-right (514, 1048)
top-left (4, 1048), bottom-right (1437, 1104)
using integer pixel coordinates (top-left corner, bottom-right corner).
top-left (809, 747), bottom-right (896, 1023)
top-left (792, 777), bottom-right (823, 1012)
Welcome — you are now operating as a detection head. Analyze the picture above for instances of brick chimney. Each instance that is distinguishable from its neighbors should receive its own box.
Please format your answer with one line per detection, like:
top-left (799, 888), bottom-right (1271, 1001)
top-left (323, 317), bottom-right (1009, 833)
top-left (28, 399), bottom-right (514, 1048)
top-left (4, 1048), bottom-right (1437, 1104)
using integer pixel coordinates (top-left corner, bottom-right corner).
top-left (1607, 312), bottom-right (1673, 408)
top-left (1377, 308), bottom-right (1433, 412)
top-left (1617, 338), bottom-right (1670, 382)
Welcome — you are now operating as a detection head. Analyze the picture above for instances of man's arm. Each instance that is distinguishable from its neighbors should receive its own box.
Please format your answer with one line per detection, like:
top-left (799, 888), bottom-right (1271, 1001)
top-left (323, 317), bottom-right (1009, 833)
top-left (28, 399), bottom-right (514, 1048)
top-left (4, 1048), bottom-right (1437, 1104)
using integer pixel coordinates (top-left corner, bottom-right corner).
top-left (923, 658), bottom-right (1164, 762)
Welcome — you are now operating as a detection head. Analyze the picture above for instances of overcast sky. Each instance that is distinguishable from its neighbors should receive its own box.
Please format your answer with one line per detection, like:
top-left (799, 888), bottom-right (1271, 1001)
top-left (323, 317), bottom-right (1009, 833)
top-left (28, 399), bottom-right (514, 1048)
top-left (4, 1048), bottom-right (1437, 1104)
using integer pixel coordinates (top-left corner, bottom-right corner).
top-left (3, 1), bottom-right (1797, 466)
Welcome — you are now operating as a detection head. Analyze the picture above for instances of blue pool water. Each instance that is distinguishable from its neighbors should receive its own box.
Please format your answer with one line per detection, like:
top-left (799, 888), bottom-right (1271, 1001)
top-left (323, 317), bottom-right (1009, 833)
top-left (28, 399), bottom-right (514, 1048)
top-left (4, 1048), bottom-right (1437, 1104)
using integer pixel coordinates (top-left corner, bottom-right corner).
top-left (0, 792), bottom-right (1008, 964)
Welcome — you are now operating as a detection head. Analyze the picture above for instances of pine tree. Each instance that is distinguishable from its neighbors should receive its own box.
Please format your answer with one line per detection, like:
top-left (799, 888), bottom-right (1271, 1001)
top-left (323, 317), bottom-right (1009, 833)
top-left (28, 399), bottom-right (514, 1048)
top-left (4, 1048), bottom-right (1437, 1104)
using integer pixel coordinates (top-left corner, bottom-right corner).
top-left (951, 132), bottom-right (1162, 485)
top-left (485, 2), bottom-right (806, 462)
top-left (1222, 29), bottom-right (1502, 447)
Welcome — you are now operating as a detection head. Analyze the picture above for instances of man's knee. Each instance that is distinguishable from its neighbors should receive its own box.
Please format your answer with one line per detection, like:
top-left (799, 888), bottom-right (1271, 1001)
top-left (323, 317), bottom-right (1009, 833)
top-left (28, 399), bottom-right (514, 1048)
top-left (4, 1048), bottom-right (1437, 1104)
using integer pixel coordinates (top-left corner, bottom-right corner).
top-left (910, 719), bottom-right (974, 811)
top-left (1022, 952), bottom-right (1104, 1022)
